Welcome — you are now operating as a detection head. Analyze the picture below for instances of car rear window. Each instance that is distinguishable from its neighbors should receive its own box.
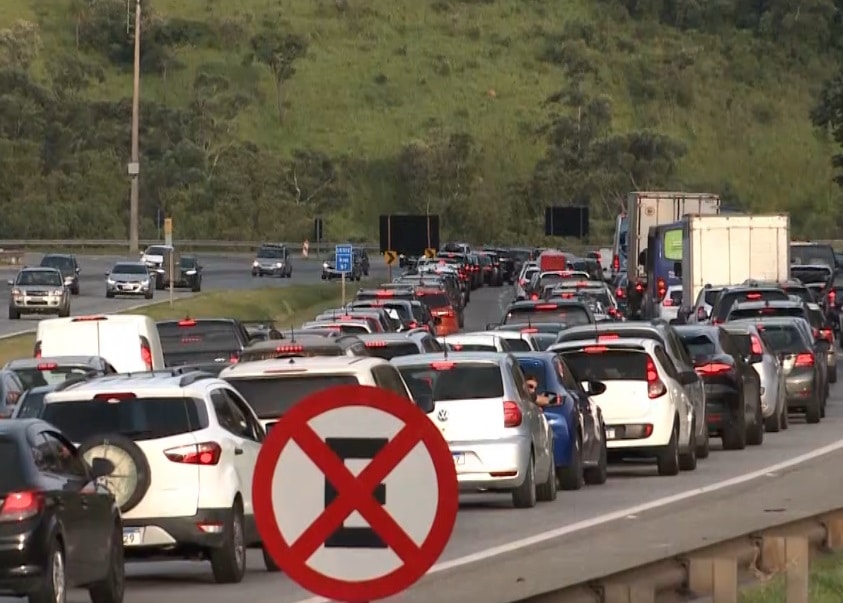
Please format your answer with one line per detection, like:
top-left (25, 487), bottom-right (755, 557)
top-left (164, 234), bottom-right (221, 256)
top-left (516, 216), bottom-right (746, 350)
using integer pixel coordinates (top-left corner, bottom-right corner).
top-left (503, 338), bottom-right (532, 352)
top-left (158, 321), bottom-right (241, 354)
top-left (239, 346), bottom-right (345, 362)
top-left (533, 334), bottom-right (557, 351)
top-left (791, 267), bottom-right (831, 284)
top-left (0, 439), bottom-right (27, 492)
top-left (355, 292), bottom-right (415, 302)
top-left (715, 290), bottom-right (789, 320)
top-left (396, 364), bottom-right (504, 401)
top-left (669, 289), bottom-right (683, 304)
top-left (41, 398), bottom-right (204, 443)
top-left (14, 390), bottom-right (49, 419)
top-left (12, 365), bottom-right (95, 390)
top-left (364, 342), bottom-right (420, 360)
top-left (678, 334), bottom-right (717, 357)
top-left (446, 343), bottom-right (496, 352)
top-left (790, 245), bottom-right (836, 268)
top-left (758, 325), bottom-right (808, 355)
top-left (417, 293), bottom-right (449, 308)
top-left (226, 375), bottom-right (359, 419)
top-left (727, 306), bottom-right (806, 321)
top-left (558, 350), bottom-right (649, 381)
top-left (320, 324), bottom-right (370, 335)
top-left (702, 289), bottom-right (721, 306)
top-left (782, 287), bottom-right (813, 304)
top-left (41, 256), bottom-right (73, 270)
top-left (505, 305), bottom-right (590, 326)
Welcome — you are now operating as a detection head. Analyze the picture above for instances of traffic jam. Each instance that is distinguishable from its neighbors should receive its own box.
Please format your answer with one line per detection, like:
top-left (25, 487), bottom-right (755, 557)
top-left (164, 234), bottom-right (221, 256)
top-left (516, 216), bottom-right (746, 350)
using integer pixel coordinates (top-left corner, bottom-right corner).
top-left (0, 193), bottom-right (840, 603)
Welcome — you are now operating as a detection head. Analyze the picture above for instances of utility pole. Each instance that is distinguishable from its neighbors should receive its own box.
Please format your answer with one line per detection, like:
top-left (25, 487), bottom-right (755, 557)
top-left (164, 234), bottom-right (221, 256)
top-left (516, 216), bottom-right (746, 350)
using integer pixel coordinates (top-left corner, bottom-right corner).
top-left (128, 0), bottom-right (142, 253)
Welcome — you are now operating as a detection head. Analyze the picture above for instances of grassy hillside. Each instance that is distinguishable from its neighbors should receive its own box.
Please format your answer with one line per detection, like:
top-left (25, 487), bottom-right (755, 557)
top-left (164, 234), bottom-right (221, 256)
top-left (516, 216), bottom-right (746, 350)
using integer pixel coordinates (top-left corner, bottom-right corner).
top-left (2, 0), bottom-right (840, 241)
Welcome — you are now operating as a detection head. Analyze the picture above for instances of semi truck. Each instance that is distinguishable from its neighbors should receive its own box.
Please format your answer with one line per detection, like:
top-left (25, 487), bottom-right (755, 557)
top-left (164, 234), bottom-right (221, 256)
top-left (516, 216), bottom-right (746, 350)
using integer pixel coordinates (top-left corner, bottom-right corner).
top-left (679, 214), bottom-right (791, 319)
top-left (623, 191), bottom-right (721, 317)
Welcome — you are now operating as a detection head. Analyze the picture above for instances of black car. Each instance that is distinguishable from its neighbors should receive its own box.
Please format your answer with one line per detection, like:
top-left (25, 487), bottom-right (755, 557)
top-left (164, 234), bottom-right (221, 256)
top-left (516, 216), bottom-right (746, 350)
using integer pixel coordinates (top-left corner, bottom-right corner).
top-left (500, 300), bottom-right (595, 327)
top-left (0, 420), bottom-right (123, 603)
top-left (173, 256), bottom-right (202, 292)
top-left (39, 254), bottom-right (80, 295)
top-left (674, 325), bottom-right (764, 450)
top-left (353, 248), bottom-right (370, 277)
top-left (155, 317), bottom-right (259, 365)
top-left (708, 286), bottom-right (789, 323)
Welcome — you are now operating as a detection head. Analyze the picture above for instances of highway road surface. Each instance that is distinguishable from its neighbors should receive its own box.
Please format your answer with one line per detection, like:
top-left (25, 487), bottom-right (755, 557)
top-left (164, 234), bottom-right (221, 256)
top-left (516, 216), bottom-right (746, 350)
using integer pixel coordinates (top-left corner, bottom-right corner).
top-left (3, 283), bottom-right (843, 603)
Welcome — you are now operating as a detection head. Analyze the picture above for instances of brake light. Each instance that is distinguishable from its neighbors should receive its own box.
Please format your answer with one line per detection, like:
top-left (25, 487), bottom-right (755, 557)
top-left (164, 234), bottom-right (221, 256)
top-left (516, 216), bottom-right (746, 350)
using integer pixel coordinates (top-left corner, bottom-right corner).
top-left (695, 362), bottom-right (732, 375)
top-left (535, 304), bottom-right (557, 310)
top-left (375, 290), bottom-right (395, 297)
top-left (0, 491), bottom-right (42, 522)
top-left (612, 255), bottom-right (619, 271)
top-left (635, 283), bottom-right (644, 292)
top-left (503, 401), bottom-right (522, 427)
top-left (575, 281), bottom-right (589, 287)
top-left (598, 334), bottom-right (619, 340)
top-left (36, 363), bottom-right (58, 370)
top-left (616, 287), bottom-right (625, 298)
top-left (521, 328), bottom-right (538, 333)
top-left (530, 294), bottom-right (539, 301)
top-left (93, 392), bottom-right (136, 400)
top-left (276, 345), bottom-right (304, 353)
top-left (662, 299), bottom-right (673, 307)
top-left (365, 341), bottom-right (387, 348)
top-left (430, 361), bottom-right (456, 370)
top-left (795, 353), bottom-right (814, 367)
top-left (178, 318), bottom-right (196, 326)
top-left (750, 335), bottom-right (763, 355)
top-left (820, 328), bottom-right (834, 343)
top-left (71, 315), bottom-right (106, 322)
top-left (745, 293), bottom-right (762, 300)
top-left (140, 336), bottom-right (153, 371)
top-left (647, 356), bottom-right (666, 398)
top-left (164, 442), bottom-right (222, 465)
top-left (656, 278), bottom-right (666, 301)
top-left (229, 353), bottom-right (240, 364)
top-left (830, 290), bottom-right (837, 305)
top-left (561, 292), bottom-right (575, 299)
top-left (696, 307), bottom-right (707, 320)
top-left (583, 346), bottom-right (608, 353)
top-left (408, 321), bottom-right (418, 329)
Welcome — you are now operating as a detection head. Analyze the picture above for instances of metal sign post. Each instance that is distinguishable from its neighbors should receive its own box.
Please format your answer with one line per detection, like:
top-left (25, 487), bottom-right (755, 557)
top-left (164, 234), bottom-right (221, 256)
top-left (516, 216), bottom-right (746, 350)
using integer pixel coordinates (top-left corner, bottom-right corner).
top-left (387, 216), bottom-right (392, 282)
top-left (335, 244), bottom-right (353, 307)
top-left (165, 218), bottom-right (174, 307)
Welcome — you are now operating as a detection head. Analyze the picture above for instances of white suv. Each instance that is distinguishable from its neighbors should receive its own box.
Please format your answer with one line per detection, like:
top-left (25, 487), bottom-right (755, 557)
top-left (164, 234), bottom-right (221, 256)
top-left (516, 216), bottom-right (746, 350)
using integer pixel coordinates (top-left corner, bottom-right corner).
top-left (220, 356), bottom-right (429, 430)
top-left (38, 370), bottom-right (271, 583)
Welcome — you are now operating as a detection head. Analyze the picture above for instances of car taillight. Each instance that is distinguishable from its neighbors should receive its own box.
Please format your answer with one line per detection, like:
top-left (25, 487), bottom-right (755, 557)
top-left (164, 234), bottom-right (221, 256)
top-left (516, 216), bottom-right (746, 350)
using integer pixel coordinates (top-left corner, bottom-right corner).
top-left (695, 362), bottom-right (732, 375)
top-left (140, 336), bottom-right (153, 371)
top-left (616, 287), bottom-right (625, 298)
top-left (33, 341), bottom-right (41, 359)
top-left (656, 278), bottom-right (666, 301)
top-left (503, 401), bottom-right (522, 427)
top-left (697, 307), bottom-right (707, 321)
top-left (662, 299), bottom-right (673, 307)
top-left (229, 353), bottom-right (240, 363)
top-left (530, 294), bottom-right (539, 301)
top-left (819, 328), bottom-right (833, 343)
top-left (750, 335), bottom-right (763, 355)
top-left (794, 353), bottom-right (814, 368)
top-left (612, 255), bottom-right (619, 271)
top-left (830, 290), bottom-right (837, 305)
top-left (647, 356), bottom-right (666, 398)
top-left (0, 491), bottom-right (42, 522)
top-left (164, 442), bottom-right (222, 465)
top-left (635, 283), bottom-right (644, 292)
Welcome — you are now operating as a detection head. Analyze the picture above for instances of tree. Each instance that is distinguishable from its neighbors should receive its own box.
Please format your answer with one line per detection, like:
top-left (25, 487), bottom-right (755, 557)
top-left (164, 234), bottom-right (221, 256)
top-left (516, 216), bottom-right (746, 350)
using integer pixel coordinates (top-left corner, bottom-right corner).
top-left (811, 69), bottom-right (843, 186)
top-left (244, 28), bottom-right (308, 122)
top-left (0, 21), bottom-right (42, 71)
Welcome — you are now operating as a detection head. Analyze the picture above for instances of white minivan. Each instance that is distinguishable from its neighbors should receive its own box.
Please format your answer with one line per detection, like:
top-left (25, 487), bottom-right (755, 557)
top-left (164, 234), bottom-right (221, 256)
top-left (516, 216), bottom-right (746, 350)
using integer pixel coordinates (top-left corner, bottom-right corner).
top-left (34, 314), bottom-right (165, 372)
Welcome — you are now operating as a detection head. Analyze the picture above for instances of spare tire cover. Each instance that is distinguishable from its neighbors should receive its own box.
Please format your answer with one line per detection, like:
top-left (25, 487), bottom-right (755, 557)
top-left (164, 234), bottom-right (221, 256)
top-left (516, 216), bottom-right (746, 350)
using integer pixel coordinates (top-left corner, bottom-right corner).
top-left (79, 433), bottom-right (152, 514)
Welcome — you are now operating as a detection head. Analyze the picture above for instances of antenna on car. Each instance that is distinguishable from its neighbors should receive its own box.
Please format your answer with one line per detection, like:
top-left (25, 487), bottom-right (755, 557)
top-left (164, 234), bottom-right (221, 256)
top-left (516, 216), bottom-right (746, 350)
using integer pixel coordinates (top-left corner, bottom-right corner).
top-left (443, 344), bottom-right (449, 361)
top-left (289, 325), bottom-right (296, 343)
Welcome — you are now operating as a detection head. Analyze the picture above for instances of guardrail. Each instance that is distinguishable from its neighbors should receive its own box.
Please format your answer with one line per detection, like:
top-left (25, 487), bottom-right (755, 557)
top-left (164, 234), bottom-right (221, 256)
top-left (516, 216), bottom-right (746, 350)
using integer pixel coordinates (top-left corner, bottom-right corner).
top-left (0, 249), bottom-right (25, 265)
top-left (0, 239), bottom-right (381, 253)
top-left (523, 511), bottom-right (843, 603)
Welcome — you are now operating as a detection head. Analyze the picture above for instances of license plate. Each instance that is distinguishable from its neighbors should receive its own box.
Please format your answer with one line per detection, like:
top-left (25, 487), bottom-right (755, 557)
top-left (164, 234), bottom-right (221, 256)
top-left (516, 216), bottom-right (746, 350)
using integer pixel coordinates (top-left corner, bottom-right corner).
top-left (605, 428), bottom-right (616, 440)
top-left (452, 453), bottom-right (465, 465)
top-left (122, 527), bottom-right (143, 546)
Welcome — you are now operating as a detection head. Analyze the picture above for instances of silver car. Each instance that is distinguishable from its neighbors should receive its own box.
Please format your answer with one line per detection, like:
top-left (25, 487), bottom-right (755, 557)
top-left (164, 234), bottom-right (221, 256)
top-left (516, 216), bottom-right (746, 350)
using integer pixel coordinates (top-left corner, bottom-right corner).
top-left (392, 352), bottom-right (557, 508)
top-left (687, 285), bottom-right (726, 323)
top-left (4, 356), bottom-right (116, 390)
top-left (105, 261), bottom-right (153, 299)
top-left (7, 267), bottom-right (69, 319)
top-left (805, 302), bottom-right (837, 383)
top-left (252, 243), bottom-right (292, 278)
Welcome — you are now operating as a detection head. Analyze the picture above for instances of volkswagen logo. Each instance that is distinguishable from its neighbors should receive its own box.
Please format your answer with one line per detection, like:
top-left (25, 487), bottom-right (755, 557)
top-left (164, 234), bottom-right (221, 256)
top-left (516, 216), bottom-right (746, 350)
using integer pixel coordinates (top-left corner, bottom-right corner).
top-left (437, 409), bottom-right (448, 421)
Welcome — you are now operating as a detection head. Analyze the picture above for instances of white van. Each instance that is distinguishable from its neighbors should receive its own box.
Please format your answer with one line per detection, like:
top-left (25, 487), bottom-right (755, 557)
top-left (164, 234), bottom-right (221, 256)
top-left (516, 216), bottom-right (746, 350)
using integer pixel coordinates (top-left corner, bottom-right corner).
top-left (34, 314), bottom-right (165, 373)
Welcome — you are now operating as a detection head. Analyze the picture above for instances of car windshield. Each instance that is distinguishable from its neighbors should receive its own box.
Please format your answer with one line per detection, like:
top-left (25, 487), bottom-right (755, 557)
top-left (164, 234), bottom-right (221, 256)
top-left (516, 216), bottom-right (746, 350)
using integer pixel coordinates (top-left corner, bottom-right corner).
top-left (758, 325), bottom-right (808, 355)
top-left (144, 246), bottom-right (169, 256)
top-left (11, 365), bottom-right (95, 389)
top-left (40, 256), bottom-right (73, 271)
top-left (559, 350), bottom-right (648, 381)
top-left (417, 293), bottom-right (449, 308)
top-left (533, 333), bottom-right (557, 351)
top-left (0, 439), bottom-right (27, 492)
top-left (257, 246), bottom-right (284, 259)
top-left (16, 270), bottom-right (61, 286)
top-left (445, 343), bottom-right (497, 352)
top-left (790, 245), bottom-right (835, 269)
top-left (179, 257), bottom-right (197, 268)
top-left (791, 267), bottom-right (831, 284)
top-left (112, 264), bottom-right (147, 275)
top-left (226, 375), bottom-right (359, 419)
top-left (158, 321), bottom-right (241, 355)
top-left (41, 397), bottom-right (203, 442)
top-left (396, 363), bottom-right (504, 401)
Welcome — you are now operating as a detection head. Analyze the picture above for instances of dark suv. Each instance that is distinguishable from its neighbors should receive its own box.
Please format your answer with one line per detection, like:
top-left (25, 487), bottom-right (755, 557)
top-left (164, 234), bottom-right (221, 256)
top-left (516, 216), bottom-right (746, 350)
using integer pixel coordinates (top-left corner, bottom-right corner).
top-left (39, 253), bottom-right (80, 295)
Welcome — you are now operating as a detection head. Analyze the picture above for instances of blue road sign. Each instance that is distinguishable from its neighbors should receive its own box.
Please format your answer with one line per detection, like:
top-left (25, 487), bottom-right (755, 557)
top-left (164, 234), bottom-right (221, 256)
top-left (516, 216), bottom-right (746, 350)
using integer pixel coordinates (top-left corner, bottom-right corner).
top-left (335, 244), bottom-right (353, 274)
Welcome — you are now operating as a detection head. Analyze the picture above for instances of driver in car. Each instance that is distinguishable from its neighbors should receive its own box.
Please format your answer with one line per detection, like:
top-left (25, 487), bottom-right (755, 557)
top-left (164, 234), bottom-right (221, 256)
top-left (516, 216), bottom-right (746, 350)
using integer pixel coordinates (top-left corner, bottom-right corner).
top-left (524, 374), bottom-right (552, 407)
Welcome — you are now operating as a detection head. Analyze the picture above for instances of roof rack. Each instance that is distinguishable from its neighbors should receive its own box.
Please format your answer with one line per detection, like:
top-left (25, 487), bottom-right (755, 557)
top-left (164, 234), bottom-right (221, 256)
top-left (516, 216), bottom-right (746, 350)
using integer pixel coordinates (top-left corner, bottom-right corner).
top-left (179, 372), bottom-right (218, 387)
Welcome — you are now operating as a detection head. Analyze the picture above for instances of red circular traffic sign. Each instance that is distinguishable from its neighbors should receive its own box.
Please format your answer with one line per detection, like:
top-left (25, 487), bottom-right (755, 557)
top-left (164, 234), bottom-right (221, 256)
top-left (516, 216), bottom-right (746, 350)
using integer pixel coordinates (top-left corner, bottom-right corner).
top-left (253, 384), bottom-right (459, 602)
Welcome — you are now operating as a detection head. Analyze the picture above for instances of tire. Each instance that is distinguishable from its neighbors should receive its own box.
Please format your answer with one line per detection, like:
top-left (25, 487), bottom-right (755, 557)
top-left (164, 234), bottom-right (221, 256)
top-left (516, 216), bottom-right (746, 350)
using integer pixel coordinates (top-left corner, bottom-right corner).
top-left (830, 363), bottom-right (837, 384)
top-left (58, 307), bottom-right (70, 318)
top-left (656, 424), bottom-right (680, 476)
top-left (105, 291), bottom-right (114, 299)
top-left (583, 436), bottom-right (608, 485)
top-left (72, 285), bottom-right (80, 296)
top-left (511, 454), bottom-right (537, 509)
top-left (696, 422), bottom-right (710, 459)
top-left (88, 522), bottom-right (125, 603)
top-left (191, 282), bottom-right (201, 293)
top-left (721, 400), bottom-right (747, 450)
top-left (144, 289), bottom-right (153, 300)
top-left (28, 538), bottom-right (65, 603)
top-left (805, 395), bottom-right (821, 424)
top-left (535, 454), bottom-right (557, 502)
top-left (679, 423), bottom-right (697, 471)
top-left (155, 275), bottom-right (164, 291)
top-left (262, 546), bottom-right (280, 572)
top-left (764, 404), bottom-right (782, 433)
top-left (747, 403), bottom-right (764, 446)
top-left (8, 307), bottom-right (18, 320)
top-left (78, 434), bottom-right (151, 514)
top-left (210, 501), bottom-right (247, 584)
top-left (557, 434), bottom-right (584, 491)
top-left (781, 403), bottom-right (789, 429)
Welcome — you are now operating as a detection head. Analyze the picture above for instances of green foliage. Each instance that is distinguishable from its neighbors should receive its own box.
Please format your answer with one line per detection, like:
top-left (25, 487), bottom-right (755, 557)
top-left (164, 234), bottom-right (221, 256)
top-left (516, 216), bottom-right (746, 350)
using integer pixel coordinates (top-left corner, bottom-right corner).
top-left (0, 0), bottom-right (839, 242)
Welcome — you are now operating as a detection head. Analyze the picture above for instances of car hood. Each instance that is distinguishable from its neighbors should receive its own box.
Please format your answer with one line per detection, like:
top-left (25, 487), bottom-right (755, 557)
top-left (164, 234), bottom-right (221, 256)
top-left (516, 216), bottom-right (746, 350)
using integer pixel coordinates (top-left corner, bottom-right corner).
top-left (15, 283), bottom-right (62, 291)
top-left (109, 272), bottom-right (148, 281)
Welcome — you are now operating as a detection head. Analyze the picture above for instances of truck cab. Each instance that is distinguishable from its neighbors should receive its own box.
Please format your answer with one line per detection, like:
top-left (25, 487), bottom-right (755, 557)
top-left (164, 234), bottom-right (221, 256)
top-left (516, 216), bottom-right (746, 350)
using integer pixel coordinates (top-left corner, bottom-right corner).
top-left (643, 221), bottom-right (683, 319)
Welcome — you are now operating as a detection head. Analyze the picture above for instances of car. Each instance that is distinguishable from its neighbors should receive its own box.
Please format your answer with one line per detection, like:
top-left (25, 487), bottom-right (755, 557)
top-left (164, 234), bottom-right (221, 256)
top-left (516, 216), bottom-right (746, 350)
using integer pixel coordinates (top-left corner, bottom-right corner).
top-left (251, 243), bottom-right (292, 278)
top-left (500, 300), bottom-right (595, 328)
top-left (155, 318), bottom-right (258, 366)
top-left (0, 369), bottom-right (24, 418)
top-left (805, 302), bottom-right (837, 383)
top-left (172, 255), bottom-right (203, 291)
top-left (8, 267), bottom-right (70, 319)
top-left (322, 252), bottom-right (361, 281)
top-left (349, 299), bottom-right (420, 331)
top-left (221, 356), bottom-right (429, 431)
top-left (659, 285), bottom-right (683, 323)
top-left (673, 325), bottom-right (764, 449)
top-left (513, 351), bottom-right (608, 489)
top-left (687, 284), bottom-right (726, 323)
top-left (39, 253), bottom-right (81, 295)
top-left (0, 419), bottom-right (123, 603)
top-left (724, 299), bottom-right (810, 323)
top-left (473, 329), bottom-right (539, 352)
top-left (356, 331), bottom-right (442, 359)
top-left (4, 356), bottom-right (116, 390)
top-left (36, 370), bottom-right (272, 582)
top-left (240, 334), bottom-right (369, 361)
top-left (720, 323), bottom-right (788, 432)
top-left (552, 338), bottom-right (697, 475)
top-left (139, 244), bottom-right (172, 271)
top-left (392, 352), bottom-right (557, 508)
top-left (301, 319), bottom-right (374, 335)
top-left (438, 333), bottom-right (513, 353)
top-left (708, 286), bottom-right (789, 323)
top-left (105, 261), bottom-right (154, 299)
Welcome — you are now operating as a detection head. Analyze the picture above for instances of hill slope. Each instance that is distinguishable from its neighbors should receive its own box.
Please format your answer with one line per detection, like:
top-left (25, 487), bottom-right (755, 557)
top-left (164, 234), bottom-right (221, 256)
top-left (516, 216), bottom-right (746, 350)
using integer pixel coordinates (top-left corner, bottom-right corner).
top-left (0, 0), bottom-right (840, 241)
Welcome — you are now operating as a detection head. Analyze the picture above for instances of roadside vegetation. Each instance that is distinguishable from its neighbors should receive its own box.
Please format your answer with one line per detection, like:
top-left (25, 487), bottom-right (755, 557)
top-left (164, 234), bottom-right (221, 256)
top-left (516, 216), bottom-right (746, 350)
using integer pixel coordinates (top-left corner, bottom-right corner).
top-left (740, 550), bottom-right (843, 602)
top-left (1, 0), bottom-right (843, 243)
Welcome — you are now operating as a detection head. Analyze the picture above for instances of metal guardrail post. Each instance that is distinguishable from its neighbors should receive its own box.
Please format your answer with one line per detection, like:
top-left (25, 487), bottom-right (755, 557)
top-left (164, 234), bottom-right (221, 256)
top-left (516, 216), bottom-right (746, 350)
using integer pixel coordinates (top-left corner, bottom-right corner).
top-left (785, 536), bottom-right (809, 603)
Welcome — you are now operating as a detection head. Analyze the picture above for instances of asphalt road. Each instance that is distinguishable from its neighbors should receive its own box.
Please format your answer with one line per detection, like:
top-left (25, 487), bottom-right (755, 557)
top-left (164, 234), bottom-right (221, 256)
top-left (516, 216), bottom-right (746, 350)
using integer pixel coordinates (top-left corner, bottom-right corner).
top-left (0, 252), bottom-right (387, 338)
top-left (5, 284), bottom-right (843, 603)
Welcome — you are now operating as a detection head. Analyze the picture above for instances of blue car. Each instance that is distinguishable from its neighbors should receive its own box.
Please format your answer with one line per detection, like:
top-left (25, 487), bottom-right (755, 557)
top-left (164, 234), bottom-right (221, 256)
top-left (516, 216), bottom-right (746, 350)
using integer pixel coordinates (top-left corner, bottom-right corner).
top-left (514, 352), bottom-right (609, 490)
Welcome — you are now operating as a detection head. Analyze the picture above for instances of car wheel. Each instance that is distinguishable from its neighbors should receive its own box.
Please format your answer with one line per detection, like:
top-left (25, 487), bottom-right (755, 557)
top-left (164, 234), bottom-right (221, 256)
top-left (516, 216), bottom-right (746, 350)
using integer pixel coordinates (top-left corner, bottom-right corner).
top-left (583, 436), bottom-right (608, 485)
top-left (764, 402), bottom-right (782, 433)
top-left (88, 522), bottom-right (125, 603)
top-left (511, 454), bottom-right (537, 509)
top-left (656, 424), bottom-right (680, 476)
top-left (8, 307), bottom-right (19, 320)
top-left (144, 289), bottom-right (153, 300)
top-left (721, 399), bottom-right (747, 450)
top-left (105, 291), bottom-right (114, 299)
top-left (262, 545), bottom-right (281, 573)
top-left (830, 363), bottom-right (838, 384)
top-left (79, 434), bottom-right (151, 514)
top-left (805, 395), bottom-right (822, 424)
top-left (58, 306), bottom-right (70, 318)
top-left (210, 501), bottom-right (247, 584)
top-left (28, 537), bottom-right (65, 603)
top-left (746, 402), bottom-right (764, 446)
top-left (557, 434), bottom-right (584, 490)
top-left (678, 422), bottom-right (697, 471)
top-left (535, 454), bottom-right (557, 502)
top-left (696, 423), bottom-right (711, 459)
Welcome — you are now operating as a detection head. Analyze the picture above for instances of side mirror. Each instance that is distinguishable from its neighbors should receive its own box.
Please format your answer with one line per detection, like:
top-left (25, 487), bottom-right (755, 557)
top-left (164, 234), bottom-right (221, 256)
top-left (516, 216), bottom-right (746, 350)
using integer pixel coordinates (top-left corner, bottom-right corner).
top-left (103, 272), bottom-right (110, 277)
top-left (75, 267), bottom-right (80, 274)
top-left (749, 353), bottom-right (763, 364)
top-left (90, 457), bottom-right (115, 479)
top-left (585, 381), bottom-right (606, 396)
top-left (414, 393), bottom-right (435, 414)
top-left (673, 261), bottom-right (682, 278)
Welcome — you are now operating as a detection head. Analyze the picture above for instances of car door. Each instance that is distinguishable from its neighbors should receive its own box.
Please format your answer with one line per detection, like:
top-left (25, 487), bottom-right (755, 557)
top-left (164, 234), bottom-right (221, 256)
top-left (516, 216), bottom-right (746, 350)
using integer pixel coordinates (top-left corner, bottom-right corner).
top-left (653, 345), bottom-right (694, 442)
top-left (510, 359), bottom-right (551, 472)
top-left (221, 387), bottom-right (263, 522)
top-left (210, 388), bottom-right (259, 517)
top-left (556, 356), bottom-right (598, 458)
top-left (665, 329), bottom-right (705, 434)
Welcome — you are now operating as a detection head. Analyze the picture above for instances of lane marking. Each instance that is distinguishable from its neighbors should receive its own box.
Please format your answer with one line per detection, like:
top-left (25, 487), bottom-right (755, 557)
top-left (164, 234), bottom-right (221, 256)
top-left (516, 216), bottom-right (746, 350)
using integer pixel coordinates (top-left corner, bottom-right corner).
top-left (290, 437), bottom-right (843, 603)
